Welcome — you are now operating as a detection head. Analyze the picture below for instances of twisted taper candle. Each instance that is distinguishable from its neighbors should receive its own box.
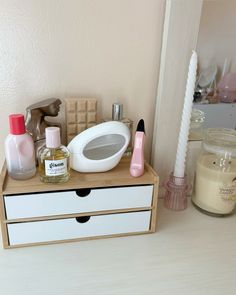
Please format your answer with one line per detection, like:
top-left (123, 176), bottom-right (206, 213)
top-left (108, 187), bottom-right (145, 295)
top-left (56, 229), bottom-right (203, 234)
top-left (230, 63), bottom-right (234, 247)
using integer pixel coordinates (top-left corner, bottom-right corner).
top-left (174, 51), bottom-right (198, 178)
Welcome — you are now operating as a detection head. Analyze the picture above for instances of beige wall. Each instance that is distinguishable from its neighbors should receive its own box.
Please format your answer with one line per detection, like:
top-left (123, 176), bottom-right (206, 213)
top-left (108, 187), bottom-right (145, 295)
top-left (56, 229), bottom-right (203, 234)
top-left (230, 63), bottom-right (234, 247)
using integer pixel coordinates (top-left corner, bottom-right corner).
top-left (197, 0), bottom-right (236, 78)
top-left (0, 0), bottom-right (165, 169)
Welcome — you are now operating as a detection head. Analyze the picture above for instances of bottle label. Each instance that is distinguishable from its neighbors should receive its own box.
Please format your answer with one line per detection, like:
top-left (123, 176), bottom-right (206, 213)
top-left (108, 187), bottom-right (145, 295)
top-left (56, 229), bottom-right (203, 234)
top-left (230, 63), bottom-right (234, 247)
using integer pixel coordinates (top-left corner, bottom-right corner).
top-left (45, 159), bottom-right (67, 176)
top-left (219, 182), bottom-right (236, 202)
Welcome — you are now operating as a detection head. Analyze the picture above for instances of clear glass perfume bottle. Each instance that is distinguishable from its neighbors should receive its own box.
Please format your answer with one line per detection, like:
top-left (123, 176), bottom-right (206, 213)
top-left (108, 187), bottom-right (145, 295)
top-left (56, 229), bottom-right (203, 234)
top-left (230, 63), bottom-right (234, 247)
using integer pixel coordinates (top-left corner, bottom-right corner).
top-left (189, 108), bottom-right (205, 141)
top-left (104, 103), bottom-right (133, 156)
top-left (38, 127), bottom-right (70, 183)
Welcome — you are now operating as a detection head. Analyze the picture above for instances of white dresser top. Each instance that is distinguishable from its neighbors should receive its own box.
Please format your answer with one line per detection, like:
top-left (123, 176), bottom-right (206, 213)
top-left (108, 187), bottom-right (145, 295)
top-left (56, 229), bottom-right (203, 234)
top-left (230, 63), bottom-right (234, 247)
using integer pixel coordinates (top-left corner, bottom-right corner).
top-left (0, 199), bottom-right (235, 295)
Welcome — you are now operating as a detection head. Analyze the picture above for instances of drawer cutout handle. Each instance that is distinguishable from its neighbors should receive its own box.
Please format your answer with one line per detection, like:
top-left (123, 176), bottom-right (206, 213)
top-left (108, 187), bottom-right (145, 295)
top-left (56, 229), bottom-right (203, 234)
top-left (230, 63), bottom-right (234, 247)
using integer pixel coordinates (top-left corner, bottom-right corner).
top-left (75, 189), bottom-right (91, 197)
top-left (76, 216), bottom-right (91, 223)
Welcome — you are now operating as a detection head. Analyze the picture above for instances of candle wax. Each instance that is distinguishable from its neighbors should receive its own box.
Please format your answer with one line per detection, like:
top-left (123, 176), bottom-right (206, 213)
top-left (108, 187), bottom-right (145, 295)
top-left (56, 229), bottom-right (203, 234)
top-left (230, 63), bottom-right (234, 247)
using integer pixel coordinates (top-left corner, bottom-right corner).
top-left (192, 154), bottom-right (236, 215)
top-left (174, 51), bottom-right (197, 178)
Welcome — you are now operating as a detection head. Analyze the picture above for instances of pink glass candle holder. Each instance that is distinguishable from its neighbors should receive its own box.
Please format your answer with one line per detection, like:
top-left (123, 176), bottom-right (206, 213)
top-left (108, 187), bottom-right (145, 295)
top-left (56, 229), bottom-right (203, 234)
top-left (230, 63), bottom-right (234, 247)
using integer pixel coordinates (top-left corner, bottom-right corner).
top-left (164, 173), bottom-right (188, 211)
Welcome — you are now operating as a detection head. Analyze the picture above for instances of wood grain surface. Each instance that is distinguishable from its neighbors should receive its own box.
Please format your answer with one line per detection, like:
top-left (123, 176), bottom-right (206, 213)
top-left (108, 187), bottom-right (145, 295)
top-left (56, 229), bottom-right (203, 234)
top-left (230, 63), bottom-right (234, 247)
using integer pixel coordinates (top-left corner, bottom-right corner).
top-left (1, 158), bottom-right (157, 195)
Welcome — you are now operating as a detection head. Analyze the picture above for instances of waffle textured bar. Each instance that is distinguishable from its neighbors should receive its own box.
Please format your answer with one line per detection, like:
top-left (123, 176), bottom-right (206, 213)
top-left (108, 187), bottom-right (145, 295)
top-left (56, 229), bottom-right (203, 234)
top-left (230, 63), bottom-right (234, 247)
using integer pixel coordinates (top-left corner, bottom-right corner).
top-left (65, 98), bottom-right (98, 143)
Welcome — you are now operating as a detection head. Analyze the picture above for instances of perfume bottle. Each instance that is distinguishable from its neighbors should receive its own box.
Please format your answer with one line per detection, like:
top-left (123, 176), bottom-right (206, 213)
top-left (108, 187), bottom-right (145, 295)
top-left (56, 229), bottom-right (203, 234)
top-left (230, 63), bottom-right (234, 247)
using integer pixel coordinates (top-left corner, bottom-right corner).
top-left (4, 114), bottom-right (36, 180)
top-left (38, 127), bottom-right (70, 183)
top-left (105, 103), bottom-right (133, 156)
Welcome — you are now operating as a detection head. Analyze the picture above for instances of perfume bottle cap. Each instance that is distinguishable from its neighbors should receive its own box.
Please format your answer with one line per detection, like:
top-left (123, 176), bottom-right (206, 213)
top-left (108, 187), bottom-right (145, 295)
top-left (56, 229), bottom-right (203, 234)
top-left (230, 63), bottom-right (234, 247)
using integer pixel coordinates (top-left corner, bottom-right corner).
top-left (9, 114), bottom-right (26, 135)
top-left (112, 103), bottom-right (123, 121)
top-left (46, 127), bottom-right (61, 148)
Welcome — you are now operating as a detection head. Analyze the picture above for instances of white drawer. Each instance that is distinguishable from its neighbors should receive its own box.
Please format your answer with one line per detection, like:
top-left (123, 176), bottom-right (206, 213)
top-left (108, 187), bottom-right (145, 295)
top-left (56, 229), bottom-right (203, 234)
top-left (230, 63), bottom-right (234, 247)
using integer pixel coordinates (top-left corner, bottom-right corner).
top-left (7, 211), bottom-right (151, 246)
top-left (4, 185), bottom-right (153, 219)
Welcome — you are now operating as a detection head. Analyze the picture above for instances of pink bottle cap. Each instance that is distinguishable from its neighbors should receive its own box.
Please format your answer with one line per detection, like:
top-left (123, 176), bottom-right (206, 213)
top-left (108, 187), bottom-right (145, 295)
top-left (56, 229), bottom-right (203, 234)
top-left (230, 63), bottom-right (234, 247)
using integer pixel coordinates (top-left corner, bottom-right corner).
top-left (9, 114), bottom-right (26, 135)
top-left (45, 127), bottom-right (61, 148)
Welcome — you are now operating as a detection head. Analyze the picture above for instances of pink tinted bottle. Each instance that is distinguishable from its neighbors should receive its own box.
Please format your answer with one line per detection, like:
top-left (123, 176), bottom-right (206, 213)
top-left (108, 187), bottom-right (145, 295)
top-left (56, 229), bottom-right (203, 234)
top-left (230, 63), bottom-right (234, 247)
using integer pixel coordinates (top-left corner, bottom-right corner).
top-left (4, 114), bottom-right (36, 180)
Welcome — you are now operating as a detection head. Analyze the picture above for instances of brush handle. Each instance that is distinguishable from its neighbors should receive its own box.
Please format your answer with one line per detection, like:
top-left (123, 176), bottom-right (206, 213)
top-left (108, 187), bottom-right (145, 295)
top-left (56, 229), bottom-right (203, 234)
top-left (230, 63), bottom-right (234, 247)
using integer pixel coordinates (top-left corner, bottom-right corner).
top-left (130, 131), bottom-right (145, 177)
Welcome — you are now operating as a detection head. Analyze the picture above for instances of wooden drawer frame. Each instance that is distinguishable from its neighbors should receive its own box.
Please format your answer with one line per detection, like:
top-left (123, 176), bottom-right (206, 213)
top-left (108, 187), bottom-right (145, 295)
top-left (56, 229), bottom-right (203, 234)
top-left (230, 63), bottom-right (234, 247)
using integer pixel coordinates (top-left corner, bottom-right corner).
top-left (0, 158), bottom-right (159, 249)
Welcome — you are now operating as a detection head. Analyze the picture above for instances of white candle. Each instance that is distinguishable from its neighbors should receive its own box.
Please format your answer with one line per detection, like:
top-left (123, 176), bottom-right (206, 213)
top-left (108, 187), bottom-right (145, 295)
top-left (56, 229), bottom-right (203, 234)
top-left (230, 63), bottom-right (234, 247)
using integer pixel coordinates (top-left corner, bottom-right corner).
top-left (174, 51), bottom-right (198, 178)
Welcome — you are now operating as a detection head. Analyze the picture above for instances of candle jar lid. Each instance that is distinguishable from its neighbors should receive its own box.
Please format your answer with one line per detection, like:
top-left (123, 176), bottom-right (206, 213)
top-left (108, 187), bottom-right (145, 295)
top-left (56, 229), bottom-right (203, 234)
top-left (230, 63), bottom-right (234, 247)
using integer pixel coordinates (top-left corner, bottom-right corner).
top-left (203, 128), bottom-right (236, 157)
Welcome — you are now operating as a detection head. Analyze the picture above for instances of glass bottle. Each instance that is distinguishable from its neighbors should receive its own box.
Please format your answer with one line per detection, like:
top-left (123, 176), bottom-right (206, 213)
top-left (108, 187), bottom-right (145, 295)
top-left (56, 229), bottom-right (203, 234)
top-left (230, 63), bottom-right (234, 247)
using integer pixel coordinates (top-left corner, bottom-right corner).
top-left (186, 109), bottom-right (205, 196)
top-left (189, 109), bottom-right (205, 141)
top-left (104, 103), bottom-right (133, 156)
top-left (38, 127), bottom-right (70, 183)
top-left (192, 128), bottom-right (236, 216)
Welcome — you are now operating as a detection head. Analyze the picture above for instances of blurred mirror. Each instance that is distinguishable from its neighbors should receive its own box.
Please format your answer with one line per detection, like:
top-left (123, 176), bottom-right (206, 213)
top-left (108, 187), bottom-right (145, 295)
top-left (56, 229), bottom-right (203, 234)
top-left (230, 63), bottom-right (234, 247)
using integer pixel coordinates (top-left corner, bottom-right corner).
top-left (83, 134), bottom-right (126, 160)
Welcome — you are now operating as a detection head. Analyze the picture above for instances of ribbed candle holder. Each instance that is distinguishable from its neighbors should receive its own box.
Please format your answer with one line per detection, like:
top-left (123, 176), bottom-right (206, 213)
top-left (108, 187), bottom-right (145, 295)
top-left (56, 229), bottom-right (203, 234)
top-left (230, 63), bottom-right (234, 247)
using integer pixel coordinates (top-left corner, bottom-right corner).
top-left (164, 173), bottom-right (188, 211)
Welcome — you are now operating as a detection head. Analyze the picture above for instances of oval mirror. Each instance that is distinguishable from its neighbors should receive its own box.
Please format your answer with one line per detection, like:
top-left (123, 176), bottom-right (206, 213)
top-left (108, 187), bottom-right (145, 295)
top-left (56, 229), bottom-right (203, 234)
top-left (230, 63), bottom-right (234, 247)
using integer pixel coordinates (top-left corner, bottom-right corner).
top-left (83, 134), bottom-right (126, 160)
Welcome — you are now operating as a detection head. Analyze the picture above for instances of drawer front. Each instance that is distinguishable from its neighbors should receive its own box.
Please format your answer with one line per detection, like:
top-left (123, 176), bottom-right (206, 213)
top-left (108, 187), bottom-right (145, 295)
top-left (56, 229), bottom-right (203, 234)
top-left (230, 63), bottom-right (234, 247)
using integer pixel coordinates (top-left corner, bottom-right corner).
top-left (7, 211), bottom-right (151, 246)
top-left (4, 185), bottom-right (153, 219)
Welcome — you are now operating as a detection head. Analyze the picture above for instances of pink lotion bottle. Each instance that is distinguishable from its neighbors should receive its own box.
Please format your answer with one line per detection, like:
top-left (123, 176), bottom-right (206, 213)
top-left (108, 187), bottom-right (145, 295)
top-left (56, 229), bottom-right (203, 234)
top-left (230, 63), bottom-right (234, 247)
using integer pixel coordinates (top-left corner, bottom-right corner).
top-left (5, 114), bottom-right (36, 180)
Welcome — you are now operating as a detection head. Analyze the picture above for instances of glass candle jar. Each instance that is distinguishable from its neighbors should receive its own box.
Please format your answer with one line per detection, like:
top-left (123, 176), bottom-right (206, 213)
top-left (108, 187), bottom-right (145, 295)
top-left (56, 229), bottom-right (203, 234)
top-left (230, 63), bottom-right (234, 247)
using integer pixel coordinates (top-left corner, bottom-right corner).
top-left (192, 129), bottom-right (236, 216)
top-left (189, 109), bottom-right (205, 141)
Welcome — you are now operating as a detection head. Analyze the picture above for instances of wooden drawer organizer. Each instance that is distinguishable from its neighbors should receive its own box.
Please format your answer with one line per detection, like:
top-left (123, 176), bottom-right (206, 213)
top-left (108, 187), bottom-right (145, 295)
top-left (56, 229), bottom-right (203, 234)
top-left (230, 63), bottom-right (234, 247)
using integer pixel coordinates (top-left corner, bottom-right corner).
top-left (0, 158), bottom-right (158, 248)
